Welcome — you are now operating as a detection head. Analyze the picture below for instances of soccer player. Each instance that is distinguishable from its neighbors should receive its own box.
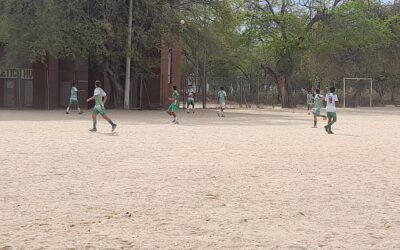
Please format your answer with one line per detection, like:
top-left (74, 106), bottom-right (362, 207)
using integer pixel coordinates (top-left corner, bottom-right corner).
top-left (217, 86), bottom-right (227, 117)
top-left (186, 83), bottom-right (195, 113)
top-left (66, 82), bottom-right (83, 114)
top-left (306, 89), bottom-right (313, 115)
top-left (167, 86), bottom-right (180, 124)
top-left (324, 86), bottom-right (339, 134)
top-left (312, 88), bottom-right (327, 128)
top-left (86, 80), bottom-right (117, 132)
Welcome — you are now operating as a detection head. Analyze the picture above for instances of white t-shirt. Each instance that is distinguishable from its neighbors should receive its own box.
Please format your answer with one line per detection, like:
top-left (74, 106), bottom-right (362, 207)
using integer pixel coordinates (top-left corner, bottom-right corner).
top-left (325, 93), bottom-right (339, 112)
top-left (94, 87), bottom-right (107, 97)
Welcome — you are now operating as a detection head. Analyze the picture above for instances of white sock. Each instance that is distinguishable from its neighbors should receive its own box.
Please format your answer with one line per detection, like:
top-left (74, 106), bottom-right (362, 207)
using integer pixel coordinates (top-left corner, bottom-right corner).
top-left (78, 108), bottom-right (81, 112)
top-left (66, 107), bottom-right (70, 112)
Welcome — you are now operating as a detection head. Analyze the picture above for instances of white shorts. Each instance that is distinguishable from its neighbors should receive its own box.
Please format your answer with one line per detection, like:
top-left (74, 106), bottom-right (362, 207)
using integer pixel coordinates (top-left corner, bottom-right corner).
top-left (219, 102), bottom-right (225, 109)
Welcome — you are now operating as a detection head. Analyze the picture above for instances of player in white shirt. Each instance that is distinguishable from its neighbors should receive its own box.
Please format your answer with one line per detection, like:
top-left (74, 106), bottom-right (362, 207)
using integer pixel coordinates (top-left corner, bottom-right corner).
top-left (86, 80), bottom-right (117, 132)
top-left (324, 86), bottom-right (339, 134)
top-left (186, 84), bottom-right (195, 113)
top-left (66, 82), bottom-right (83, 114)
top-left (217, 86), bottom-right (227, 117)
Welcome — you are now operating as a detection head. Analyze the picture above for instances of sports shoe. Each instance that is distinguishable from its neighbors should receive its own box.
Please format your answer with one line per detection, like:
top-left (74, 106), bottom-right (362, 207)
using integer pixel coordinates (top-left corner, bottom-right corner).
top-left (112, 124), bottom-right (117, 132)
top-left (324, 125), bottom-right (329, 133)
top-left (65, 111), bottom-right (69, 114)
top-left (328, 131), bottom-right (334, 134)
top-left (89, 128), bottom-right (97, 132)
top-left (79, 111), bottom-right (83, 114)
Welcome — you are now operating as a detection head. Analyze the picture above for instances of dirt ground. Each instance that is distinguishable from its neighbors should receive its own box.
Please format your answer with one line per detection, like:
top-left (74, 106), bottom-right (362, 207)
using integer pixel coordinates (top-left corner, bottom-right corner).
top-left (1, 108), bottom-right (399, 249)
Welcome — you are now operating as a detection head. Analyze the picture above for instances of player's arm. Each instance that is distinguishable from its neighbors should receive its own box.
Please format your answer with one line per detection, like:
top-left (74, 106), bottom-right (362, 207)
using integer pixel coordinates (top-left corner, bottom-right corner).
top-left (86, 95), bottom-right (95, 102)
top-left (103, 95), bottom-right (108, 105)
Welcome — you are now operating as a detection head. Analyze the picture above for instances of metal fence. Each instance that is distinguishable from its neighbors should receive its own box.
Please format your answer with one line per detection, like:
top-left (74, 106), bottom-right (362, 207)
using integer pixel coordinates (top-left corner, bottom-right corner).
top-left (184, 76), bottom-right (310, 108)
top-left (183, 77), bottom-right (400, 108)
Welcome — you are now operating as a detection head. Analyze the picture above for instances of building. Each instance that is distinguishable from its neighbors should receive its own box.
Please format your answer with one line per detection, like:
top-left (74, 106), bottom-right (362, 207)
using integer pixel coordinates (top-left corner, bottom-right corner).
top-left (0, 47), bottom-right (181, 110)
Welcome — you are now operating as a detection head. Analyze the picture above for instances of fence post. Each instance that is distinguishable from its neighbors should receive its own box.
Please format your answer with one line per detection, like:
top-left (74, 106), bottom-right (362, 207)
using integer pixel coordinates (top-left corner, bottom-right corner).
top-left (257, 78), bottom-right (260, 108)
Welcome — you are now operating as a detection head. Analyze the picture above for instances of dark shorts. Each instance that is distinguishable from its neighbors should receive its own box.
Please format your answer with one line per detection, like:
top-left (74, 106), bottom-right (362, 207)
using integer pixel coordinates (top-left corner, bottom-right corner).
top-left (327, 112), bottom-right (337, 119)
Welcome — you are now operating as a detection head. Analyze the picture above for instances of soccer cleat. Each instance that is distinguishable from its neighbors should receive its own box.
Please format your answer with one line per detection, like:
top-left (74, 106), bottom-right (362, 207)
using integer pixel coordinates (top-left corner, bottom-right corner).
top-left (79, 111), bottom-right (83, 114)
top-left (89, 128), bottom-right (97, 132)
top-left (112, 124), bottom-right (117, 132)
top-left (312, 126), bottom-right (317, 128)
top-left (65, 111), bottom-right (69, 114)
top-left (324, 125), bottom-right (329, 133)
top-left (328, 130), bottom-right (334, 134)
top-left (186, 109), bottom-right (190, 113)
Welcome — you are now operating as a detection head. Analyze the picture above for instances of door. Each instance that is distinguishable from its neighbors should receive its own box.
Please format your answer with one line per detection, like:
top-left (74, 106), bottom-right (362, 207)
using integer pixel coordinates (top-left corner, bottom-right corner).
top-left (24, 80), bottom-right (33, 107)
top-left (4, 80), bottom-right (16, 107)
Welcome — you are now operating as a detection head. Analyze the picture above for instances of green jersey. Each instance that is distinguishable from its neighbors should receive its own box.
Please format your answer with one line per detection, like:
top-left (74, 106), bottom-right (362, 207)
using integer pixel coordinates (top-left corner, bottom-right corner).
top-left (218, 90), bottom-right (226, 103)
top-left (307, 93), bottom-right (313, 104)
top-left (94, 87), bottom-right (106, 107)
top-left (314, 94), bottom-right (323, 110)
top-left (70, 87), bottom-right (78, 100)
top-left (172, 90), bottom-right (179, 104)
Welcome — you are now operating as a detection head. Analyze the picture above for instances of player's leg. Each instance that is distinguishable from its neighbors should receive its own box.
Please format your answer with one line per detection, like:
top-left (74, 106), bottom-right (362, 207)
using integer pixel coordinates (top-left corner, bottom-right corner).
top-left (329, 114), bottom-right (337, 134)
top-left (90, 113), bottom-right (98, 132)
top-left (66, 105), bottom-right (70, 114)
top-left (172, 112), bottom-right (178, 124)
top-left (101, 114), bottom-right (117, 132)
top-left (192, 101), bottom-right (195, 113)
top-left (221, 102), bottom-right (225, 117)
top-left (186, 100), bottom-right (190, 113)
top-left (76, 102), bottom-right (82, 114)
top-left (313, 113), bottom-right (318, 128)
top-left (325, 113), bottom-right (333, 133)
top-left (66, 100), bottom-right (72, 114)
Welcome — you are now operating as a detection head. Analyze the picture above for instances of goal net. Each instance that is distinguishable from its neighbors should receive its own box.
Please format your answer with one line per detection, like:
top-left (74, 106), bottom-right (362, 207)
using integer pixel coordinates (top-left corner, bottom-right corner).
top-left (343, 78), bottom-right (373, 108)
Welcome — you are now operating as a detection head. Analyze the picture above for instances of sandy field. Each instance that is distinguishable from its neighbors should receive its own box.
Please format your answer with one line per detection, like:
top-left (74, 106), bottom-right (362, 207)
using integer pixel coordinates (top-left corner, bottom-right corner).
top-left (0, 107), bottom-right (400, 249)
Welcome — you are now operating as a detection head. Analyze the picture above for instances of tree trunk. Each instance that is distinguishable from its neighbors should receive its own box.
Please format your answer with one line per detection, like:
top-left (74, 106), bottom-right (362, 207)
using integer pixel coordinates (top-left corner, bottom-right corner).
top-left (276, 73), bottom-right (294, 108)
top-left (105, 60), bottom-right (124, 109)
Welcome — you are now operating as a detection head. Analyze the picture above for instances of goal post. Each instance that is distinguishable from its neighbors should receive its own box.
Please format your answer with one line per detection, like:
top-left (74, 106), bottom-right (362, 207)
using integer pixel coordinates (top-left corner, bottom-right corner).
top-left (343, 78), bottom-right (373, 108)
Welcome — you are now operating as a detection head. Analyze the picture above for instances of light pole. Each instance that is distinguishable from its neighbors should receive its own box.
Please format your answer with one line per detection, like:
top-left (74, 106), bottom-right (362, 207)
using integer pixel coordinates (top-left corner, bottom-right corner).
top-left (124, 0), bottom-right (133, 110)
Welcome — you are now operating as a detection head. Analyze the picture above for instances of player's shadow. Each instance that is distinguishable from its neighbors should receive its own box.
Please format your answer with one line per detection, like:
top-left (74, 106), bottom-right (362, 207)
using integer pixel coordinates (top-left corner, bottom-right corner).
top-left (97, 132), bottom-right (119, 136)
top-left (334, 133), bottom-right (359, 137)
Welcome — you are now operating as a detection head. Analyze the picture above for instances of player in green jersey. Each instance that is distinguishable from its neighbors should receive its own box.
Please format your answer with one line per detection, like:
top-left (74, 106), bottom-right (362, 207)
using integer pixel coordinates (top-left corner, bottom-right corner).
top-left (312, 88), bottom-right (327, 128)
top-left (217, 86), bottom-right (227, 117)
top-left (86, 80), bottom-right (117, 132)
top-left (167, 86), bottom-right (180, 124)
top-left (66, 82), bottom-right (83, 114)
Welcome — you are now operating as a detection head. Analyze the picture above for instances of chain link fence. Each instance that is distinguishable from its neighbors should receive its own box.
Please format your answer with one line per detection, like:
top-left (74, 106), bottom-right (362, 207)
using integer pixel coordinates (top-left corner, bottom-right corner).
top-left (183, 77), bottom-right (400, 109)
top-left (183, 76), bottom-right (311, 108)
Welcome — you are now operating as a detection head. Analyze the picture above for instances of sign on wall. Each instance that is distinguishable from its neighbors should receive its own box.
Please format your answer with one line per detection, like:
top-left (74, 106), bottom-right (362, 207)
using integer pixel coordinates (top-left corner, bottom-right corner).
top-left (0, 68), bottom-right (33, 79)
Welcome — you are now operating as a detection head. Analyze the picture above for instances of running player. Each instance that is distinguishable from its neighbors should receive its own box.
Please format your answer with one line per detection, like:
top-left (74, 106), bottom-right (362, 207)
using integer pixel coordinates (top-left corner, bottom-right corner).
top-left (312, 88), bottom-right (327, 128)
top-left (217, 86), bottom-right (227, 117)
top-left (186, 83), bottom-right (195, 113)
top-left (86, 80), bottom-right (117, 132)
top-left (167, 86), bottom-right (180, 124)
top-left (306, 89), bottom-right (313, 115)
top-left (324, 86), bottom-right (339, 134)
top-left (66, 82), bottom-right (83, 114)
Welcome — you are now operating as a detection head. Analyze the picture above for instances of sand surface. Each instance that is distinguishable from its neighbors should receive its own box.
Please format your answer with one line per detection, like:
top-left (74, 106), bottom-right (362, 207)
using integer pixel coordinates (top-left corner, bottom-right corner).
top-left (1, 108), bottom-right (400, 249)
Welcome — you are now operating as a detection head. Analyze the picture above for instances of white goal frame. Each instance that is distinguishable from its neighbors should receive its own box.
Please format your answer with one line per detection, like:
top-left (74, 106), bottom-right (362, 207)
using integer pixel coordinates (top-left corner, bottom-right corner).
top-left (343, 78), bottom-right (373, 108)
